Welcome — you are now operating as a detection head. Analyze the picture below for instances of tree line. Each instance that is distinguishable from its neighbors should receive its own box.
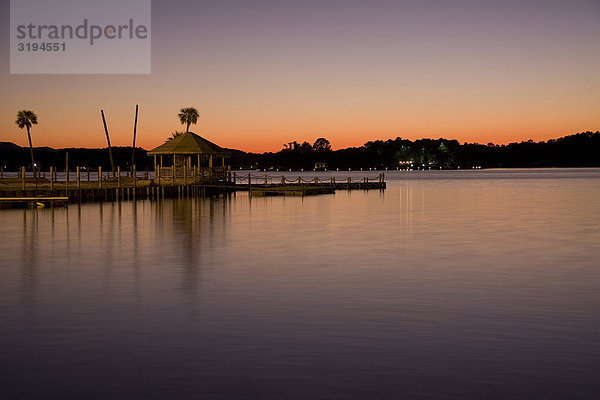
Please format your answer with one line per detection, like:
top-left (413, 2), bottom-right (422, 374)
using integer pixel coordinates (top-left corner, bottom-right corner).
top-left (1, 131), bottom-right (598, 172)
top-left (230, 132), bottom-right (600, 170)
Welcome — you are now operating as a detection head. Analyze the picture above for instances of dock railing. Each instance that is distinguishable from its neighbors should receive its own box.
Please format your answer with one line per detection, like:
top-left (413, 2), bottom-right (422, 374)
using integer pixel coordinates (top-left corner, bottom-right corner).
top-left (1, 167), bottom-right (385, 205)
top-left (232, 172), bottom-right (385, 187)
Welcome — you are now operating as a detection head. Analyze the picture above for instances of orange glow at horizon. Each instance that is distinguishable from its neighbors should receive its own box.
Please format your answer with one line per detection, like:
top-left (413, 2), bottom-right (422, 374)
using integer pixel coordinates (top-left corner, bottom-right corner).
top-left (1, 108), bottom-right (598, 154)
top-left (1, 1), bottom-right (599, 152)
top-left (1, 93), bottom-right (597, 153)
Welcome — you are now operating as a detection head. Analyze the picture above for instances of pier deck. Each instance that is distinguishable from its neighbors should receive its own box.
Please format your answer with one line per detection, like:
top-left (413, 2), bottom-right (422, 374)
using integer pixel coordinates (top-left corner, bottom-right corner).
top-left (0, 172), bottom-right (385, 206)
top-left (249, 184), bottom-right (336, 196)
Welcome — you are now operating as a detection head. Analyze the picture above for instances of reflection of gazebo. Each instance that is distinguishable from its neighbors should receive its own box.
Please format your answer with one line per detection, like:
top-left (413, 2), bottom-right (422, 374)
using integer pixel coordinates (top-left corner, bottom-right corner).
top-left (148, 132), bottom-right (231, 182)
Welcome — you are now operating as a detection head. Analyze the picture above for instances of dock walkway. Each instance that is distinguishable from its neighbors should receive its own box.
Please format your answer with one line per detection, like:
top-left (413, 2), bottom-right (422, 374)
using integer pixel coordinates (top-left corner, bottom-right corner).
top-left (0, 172), bottom-right (385, 206)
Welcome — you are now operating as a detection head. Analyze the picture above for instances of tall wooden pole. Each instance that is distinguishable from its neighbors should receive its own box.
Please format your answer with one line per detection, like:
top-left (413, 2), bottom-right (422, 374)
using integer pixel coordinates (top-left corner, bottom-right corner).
top-left (101, 110), bottom-right (116, 176)
top-left (131, 104), bottom-right (138, 173)
top-left (65, 151), bottom-right (69, 196)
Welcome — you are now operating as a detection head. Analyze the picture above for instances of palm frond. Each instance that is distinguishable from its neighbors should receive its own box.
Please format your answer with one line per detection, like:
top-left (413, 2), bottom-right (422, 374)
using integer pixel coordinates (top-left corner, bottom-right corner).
top-left (178, 107), bottom-right (199, 130)
top-left (165, 131), bottom-right (184, 142)
top-left (15, 110), bottom-right (38, 129)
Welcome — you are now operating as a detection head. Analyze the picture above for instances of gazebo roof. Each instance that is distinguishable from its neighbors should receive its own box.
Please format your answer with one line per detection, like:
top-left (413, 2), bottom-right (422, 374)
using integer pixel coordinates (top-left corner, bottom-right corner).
top-left (148, 132), bottom-right (231, 157)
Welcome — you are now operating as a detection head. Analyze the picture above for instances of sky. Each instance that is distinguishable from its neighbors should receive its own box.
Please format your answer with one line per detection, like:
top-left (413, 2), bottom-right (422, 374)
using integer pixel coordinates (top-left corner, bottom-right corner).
top-left (1, 0), bottom-right (599, 153)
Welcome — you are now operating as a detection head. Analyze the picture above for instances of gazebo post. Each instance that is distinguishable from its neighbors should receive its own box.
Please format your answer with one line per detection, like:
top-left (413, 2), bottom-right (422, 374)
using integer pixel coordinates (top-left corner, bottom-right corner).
top-left (222, 156), bottom-right (225, 180)
top-left (173, 153), bottom-right (176, 180)
top-left (209, 155), bottom-right (213, 179)
top-left (160, 155), bottom-right (163, 181)
top-left (192, 156), bottom-right (196, 181)
top-left (183, 159), bottom-right (187, 186)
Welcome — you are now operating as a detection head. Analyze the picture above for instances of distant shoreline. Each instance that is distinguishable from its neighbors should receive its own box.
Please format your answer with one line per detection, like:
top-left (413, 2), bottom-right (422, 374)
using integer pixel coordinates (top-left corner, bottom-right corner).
top-left (1, 131), bottom-right (599, 171)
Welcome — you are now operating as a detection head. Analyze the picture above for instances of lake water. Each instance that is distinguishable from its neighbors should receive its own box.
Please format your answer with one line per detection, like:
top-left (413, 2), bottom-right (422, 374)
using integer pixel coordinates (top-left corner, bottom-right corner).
top-left (1, 168), bottom-right (599, 399)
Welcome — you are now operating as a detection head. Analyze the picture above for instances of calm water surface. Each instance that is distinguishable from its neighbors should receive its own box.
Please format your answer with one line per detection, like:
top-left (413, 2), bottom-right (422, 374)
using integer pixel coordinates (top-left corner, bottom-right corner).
top-left (1, 169), bottom-right (599, 399)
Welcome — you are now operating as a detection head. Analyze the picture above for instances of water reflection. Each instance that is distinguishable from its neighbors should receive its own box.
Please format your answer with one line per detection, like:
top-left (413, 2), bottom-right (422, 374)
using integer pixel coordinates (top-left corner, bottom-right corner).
top-left (1, 170), bottom-right (599, 400)
top-left (9, 194), bottom-right (236, 302)
top-left (20, 209), bottom-right (38, 305)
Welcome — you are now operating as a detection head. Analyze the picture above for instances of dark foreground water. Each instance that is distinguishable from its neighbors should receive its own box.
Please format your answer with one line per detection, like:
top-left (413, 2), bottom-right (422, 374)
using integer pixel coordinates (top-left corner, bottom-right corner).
top-left (1, 169), bottom-right (599, 399)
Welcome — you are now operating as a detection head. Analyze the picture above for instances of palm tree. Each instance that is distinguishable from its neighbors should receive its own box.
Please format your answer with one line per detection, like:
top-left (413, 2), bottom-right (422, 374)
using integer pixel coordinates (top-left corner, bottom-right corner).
top-left (165, 131), bottom-right (184, 143)
top-left (15, 110), bottom-right (38, 179)
top-left (178, 107), bottom-right (199, 132)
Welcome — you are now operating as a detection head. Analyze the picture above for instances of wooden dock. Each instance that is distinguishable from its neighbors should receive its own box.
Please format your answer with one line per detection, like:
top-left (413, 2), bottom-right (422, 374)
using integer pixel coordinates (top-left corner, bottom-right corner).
top-left (0, 172), bottom-right (385, 206)
top-left (249, 184), bottom-right (336, 197)
top-left (232, 172), bottom-right (386, 196)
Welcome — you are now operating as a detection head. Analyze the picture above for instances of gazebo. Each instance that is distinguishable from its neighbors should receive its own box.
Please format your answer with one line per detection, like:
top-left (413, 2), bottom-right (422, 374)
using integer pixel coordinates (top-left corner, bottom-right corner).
top-left (148, 132), bottom-right (231, 182)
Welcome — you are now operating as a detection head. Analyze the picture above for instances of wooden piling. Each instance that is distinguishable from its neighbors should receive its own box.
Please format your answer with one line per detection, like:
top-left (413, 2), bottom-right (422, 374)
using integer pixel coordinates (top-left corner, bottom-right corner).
top-left (50, 166), bottom-right (54, 191)
top-left (98, 166), bottom-right (102, 189)
top-left (100, 110), bottom-right (116, 176)
top-left (77, 166), bottom-right (80, 189)
top-left (131, 104), bottom-right (138, 173)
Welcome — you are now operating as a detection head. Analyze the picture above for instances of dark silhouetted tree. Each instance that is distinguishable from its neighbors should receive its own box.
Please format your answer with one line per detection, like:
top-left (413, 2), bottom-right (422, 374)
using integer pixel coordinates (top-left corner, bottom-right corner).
top-left (178, 107), bottom-right (199, 132)
top-left (313, 137), bottom-right (331, 152)
top-left (15, 110), bottom-right (38, 176)
top-left (166, 131), bottom-right (184, 142)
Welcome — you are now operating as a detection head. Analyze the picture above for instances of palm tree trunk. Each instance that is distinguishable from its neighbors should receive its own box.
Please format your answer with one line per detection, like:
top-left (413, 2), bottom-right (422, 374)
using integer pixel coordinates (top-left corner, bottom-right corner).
top-left (26, 125), bottom-right (37, 194)
top-left (26, 126), bottom-right (35, 177)
top-left (186, 121), bottom-right (190, 132)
